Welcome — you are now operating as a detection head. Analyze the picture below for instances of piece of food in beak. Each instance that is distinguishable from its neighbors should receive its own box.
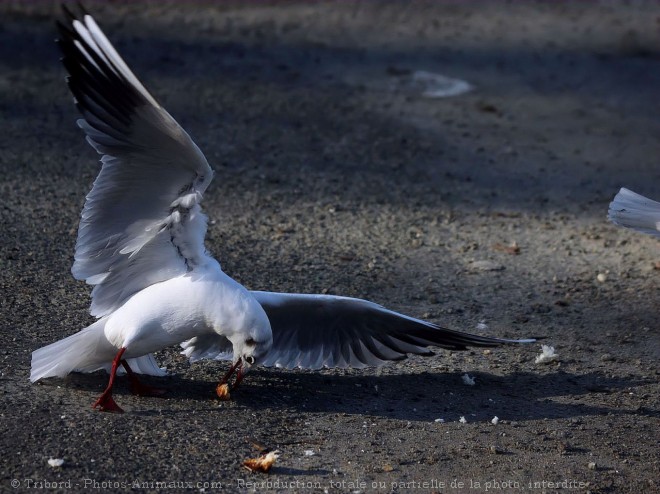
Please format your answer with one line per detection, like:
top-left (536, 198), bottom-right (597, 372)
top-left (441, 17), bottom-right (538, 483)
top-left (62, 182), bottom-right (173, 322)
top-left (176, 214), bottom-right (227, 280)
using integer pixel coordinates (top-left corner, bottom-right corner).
top-left (243, 450), bottom-right (280, 473)
top-left (216, 358), bottom-right (243, 399)
top-left (216, 383), bottom-right (231, 400)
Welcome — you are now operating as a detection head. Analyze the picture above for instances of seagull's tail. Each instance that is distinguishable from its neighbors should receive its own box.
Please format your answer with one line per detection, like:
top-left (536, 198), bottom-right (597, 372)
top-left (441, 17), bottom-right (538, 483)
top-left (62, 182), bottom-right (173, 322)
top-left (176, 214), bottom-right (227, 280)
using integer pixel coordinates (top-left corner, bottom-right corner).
top-left (31, 319), bottom-right (168, 382)
top-left (30, 319), bottom-right (115, 382)
top-left (608, 187), bottom-right (660, 237)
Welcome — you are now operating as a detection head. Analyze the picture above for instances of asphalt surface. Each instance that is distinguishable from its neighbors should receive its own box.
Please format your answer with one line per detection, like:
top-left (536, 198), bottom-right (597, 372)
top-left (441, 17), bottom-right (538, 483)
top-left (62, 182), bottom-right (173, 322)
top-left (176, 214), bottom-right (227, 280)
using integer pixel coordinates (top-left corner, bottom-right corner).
top-left (1, 2), bottom-right (659, 493)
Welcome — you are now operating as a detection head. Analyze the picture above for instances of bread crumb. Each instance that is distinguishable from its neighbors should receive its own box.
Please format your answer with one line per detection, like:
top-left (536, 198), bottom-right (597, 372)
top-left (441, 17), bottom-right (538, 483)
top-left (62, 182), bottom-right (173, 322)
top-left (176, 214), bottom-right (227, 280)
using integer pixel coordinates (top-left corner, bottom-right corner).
top-left (216, 383), bottom-right (231, 400)
top-left (535, 344), bottom-right (559, 364)
top-left (243, 451), bottom-right (280, 473)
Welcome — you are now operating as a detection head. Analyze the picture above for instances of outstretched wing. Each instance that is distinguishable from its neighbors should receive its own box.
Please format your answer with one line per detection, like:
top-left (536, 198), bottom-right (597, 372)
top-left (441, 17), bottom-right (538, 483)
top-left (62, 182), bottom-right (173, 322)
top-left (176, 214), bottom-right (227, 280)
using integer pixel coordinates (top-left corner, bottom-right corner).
top-left (608, 187), bottom-right (660, 238)
top-left (251, 292), bottom-right (534, 369)
top-left (58, 8), bottom-right (215, 317)
top-left (180, 293), bottom-right (535, 368)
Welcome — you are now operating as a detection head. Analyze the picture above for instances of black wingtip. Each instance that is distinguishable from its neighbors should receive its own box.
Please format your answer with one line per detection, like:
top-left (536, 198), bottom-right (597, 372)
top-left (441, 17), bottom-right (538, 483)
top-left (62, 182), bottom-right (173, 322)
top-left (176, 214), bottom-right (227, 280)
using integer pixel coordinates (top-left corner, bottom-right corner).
top-left (55, 20), bottom-right (74, 42)
top-left (76, 1), bottom-right (90, 17)
top-left (60, 3), bottom-right (79, 23)
top-left (58, 2), bottom-right (90, 31)
top-left (61, 3), bottom-right (74, 20)
top-left (56, 3), bottom-right (82, 42)
top-left (55, 0), bottom-right (146, 136)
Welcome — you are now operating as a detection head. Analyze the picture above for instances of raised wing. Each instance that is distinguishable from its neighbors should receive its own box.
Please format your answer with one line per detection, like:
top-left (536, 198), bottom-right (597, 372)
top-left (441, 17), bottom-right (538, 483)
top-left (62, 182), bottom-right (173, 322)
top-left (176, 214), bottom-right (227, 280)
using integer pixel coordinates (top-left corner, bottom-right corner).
top-left (58, 8), bottom-right (215, 317)
top-left (608, 187), bottom-right (660, 237)
top-left (251, 292), bottom-right (535, 369)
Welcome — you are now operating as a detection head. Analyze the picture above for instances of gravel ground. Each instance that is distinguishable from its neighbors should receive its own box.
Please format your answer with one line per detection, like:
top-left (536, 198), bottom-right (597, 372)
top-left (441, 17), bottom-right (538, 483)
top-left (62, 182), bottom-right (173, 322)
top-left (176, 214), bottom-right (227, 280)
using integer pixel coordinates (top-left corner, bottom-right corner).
top-left (1, 2), bottom-right (659, 493)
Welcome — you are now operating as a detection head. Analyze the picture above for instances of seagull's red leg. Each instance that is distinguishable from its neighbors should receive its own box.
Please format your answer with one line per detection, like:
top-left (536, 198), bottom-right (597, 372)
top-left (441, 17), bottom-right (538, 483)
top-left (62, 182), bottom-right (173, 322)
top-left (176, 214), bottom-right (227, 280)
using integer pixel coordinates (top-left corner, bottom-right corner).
top-left (92, 347), bottom-right (126, 413)
top-left (121, 360), bottom-right (166, 397)
top-left (232, 366), bottom-right (246, 390)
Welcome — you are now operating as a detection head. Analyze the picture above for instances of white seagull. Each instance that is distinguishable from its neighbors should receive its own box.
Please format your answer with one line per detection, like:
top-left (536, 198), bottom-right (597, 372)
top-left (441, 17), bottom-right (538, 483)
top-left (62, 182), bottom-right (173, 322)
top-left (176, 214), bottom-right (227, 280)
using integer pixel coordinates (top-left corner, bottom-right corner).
top-left (608, 188), bottom-right (660, 237)
top-left (31, 8), bottom-right (534, 413)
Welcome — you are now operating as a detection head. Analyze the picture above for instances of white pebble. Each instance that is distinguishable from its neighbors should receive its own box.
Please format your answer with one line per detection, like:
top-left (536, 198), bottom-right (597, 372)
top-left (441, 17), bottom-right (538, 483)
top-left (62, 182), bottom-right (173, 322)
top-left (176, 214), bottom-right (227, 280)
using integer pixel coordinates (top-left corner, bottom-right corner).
top-left (434, 418), bottom-right (445, 423)
top-left (491, 416), bottom-right (500, 425)
top-left (303, 450), bottom-right (315, 456)
top-left (459, 416), bottom-right (468, 424)
top-left (470, 260), bottom-right (505, 272)
top-left (461, 373), bottom-right (476, 386)
top-left (535, 344), bottom-right (559, 364)
top-left (48, 458), bottom-right (64, 468)
top-left (596, 273), bottom-right (607, 283)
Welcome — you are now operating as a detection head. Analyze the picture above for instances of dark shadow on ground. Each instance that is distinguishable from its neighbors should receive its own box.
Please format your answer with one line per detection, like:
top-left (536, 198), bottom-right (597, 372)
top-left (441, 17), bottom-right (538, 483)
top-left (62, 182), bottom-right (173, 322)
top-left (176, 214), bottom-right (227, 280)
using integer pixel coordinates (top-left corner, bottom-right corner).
top-left (45, 367), bottom-right (656, 423)
top-left (2, 9), bottom-right (659, 215)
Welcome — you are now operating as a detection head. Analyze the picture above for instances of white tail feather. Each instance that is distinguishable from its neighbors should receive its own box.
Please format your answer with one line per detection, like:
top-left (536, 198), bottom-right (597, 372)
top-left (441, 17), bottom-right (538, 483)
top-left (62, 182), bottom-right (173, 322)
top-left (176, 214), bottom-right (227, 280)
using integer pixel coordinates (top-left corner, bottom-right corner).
top-left (608, 188), bottom-right (660, 238)
top-left (31, 320), bottom-right (167, 382)
top-left (124, 355), bottom-right (167, 377)
top-left (31, 319), bottom-right (114, 382)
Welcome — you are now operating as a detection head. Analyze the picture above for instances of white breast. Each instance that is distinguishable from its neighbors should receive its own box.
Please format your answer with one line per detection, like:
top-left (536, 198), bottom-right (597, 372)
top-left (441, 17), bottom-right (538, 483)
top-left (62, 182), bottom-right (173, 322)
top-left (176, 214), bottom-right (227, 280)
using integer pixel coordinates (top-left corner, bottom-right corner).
top-left (102, 264), bottom-right (246, 358)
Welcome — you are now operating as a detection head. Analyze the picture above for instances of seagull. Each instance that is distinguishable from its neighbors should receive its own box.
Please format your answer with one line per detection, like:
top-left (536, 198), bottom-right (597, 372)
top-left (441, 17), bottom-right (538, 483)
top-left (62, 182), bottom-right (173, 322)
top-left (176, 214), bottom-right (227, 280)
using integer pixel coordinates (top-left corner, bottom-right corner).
top-left (31, 7), bottom-right (535, 413)
top-left (608, 187), bottom-right (660, 237)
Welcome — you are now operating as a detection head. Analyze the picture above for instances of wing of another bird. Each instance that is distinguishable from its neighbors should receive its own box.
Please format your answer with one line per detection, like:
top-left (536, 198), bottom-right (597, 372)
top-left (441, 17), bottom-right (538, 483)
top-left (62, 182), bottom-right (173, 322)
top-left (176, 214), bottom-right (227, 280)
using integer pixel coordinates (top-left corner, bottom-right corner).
top-left (608, 187), bottom-right (660, 237)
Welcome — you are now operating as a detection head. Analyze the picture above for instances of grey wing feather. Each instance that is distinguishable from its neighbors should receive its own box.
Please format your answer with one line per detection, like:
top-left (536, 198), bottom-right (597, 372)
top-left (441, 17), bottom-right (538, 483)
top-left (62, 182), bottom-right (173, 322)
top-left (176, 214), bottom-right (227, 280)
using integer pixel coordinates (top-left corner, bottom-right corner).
top-left (58, 10), bottom-right (215, 317)
top-left (180, 334), bottom-right (234, 362)
top-left (251, 292), bottom-right (535, 370)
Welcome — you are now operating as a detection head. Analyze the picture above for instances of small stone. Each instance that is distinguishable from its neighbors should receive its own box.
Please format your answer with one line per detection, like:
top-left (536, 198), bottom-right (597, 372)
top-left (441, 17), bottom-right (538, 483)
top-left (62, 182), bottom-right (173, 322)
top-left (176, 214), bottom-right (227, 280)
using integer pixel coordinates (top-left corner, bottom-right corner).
top-left (470, 260), bottom-right (505, 272)
top-left (588, 462), bottom-right (597, 470)
top-left (461, 373), bottom-right (476, 386)
top-left (48, 458), bottom-right (64, 468)
top-left (596, 273), bottom-right (607, 283)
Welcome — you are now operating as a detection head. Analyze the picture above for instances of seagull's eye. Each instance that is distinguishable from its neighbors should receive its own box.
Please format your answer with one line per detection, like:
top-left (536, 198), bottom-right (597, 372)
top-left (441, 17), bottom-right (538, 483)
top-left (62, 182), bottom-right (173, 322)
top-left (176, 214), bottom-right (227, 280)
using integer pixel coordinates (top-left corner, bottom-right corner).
top-left (245, 338), bottom-right (256, 346)
top-left (244, 356), bottom-right (255, 365)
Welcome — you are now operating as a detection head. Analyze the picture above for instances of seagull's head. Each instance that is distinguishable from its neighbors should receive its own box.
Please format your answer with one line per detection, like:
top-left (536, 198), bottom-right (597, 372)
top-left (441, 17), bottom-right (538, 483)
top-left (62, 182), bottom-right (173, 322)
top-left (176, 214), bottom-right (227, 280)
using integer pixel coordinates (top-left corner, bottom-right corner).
top-left (221, 298), bottom-right (273, 389)
top-left (232, 331), bottom-right (273, 371)
top-left (238, 297), bottom-right (273, 368)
